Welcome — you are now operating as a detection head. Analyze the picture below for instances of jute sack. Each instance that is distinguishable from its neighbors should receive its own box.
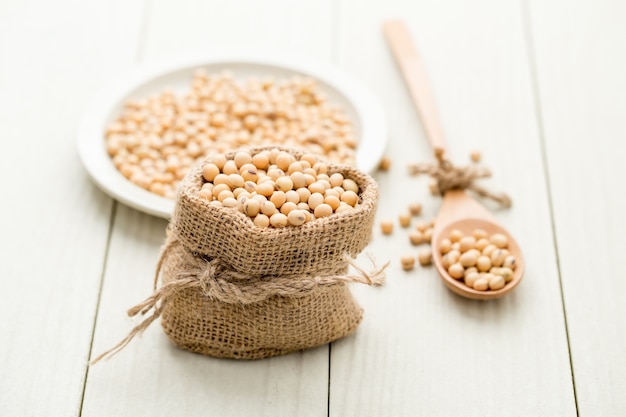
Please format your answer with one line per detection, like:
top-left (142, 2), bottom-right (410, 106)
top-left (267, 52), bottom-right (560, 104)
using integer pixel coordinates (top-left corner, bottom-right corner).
top-left (93, 146), bottom-right (385, 363)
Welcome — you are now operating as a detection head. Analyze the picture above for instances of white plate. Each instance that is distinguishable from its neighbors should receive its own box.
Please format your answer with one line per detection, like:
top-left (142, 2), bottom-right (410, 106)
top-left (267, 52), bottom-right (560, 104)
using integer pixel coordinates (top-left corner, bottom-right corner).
top-left (77, 50), bottom-right (387, 218)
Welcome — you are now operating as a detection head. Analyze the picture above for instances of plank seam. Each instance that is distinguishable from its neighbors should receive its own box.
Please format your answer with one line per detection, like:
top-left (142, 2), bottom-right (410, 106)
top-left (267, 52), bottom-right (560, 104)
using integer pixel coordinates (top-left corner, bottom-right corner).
top-left (79, 1), bottom-right (152, 411)
top-left (78, 201), bottom-right (118, 416)
top-left (331, 0), bottom-right (340, 65)
top-left (520, 1), bottom-right (580, 415)
top-left (135, 0), bottom-right (154, 63)
top-left (329, 1), bottom-right (340, 415)
top-left (327, 343), bottom-right (332, 417)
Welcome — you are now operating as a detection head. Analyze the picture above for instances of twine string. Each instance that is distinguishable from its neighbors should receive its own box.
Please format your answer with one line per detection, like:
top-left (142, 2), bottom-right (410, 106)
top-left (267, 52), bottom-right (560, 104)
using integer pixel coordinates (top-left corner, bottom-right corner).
top-left (408, 152), bottom-right (512, 208)
top-left (90, 237), bottom-right (388, 365)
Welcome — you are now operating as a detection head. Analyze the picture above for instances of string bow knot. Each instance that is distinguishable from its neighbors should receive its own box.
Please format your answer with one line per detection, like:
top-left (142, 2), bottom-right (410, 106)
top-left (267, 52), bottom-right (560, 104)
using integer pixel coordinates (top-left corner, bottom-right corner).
top-left (408, 151), bottom-right (512, 208)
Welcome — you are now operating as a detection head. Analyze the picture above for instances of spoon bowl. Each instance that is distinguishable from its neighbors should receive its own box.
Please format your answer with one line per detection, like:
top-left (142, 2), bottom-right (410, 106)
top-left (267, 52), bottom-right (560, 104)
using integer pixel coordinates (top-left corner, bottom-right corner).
top-left (432, 218), bottom-right (524, 300)
top-left (430, 189), bottom-right (524, 300)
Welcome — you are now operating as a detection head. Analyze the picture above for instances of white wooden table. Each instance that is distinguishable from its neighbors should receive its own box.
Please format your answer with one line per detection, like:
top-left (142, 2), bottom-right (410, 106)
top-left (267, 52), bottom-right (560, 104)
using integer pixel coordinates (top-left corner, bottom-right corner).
top-left (2, 0), bottom-right (625, 415)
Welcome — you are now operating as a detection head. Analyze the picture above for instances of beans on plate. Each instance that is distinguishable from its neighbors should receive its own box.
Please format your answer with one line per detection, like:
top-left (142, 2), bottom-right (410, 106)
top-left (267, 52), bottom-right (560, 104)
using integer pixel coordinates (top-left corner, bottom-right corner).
top-left (105, 70), bottom-right (357, 199)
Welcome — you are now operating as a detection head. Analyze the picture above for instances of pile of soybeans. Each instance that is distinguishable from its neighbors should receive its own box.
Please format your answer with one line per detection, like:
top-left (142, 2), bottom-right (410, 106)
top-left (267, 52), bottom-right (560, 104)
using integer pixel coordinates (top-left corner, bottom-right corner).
top-left (105, 70), bottom-right (357, 199)
top-left (440, 229), bottom-right (517, 291)
top-left (199, 148), bottom-right (361, 228)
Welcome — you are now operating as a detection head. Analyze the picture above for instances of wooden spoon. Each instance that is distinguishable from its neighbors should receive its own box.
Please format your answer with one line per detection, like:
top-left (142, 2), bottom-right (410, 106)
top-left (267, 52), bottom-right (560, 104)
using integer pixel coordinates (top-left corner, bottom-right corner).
top-left (383, 20), bottom-right (524, 300)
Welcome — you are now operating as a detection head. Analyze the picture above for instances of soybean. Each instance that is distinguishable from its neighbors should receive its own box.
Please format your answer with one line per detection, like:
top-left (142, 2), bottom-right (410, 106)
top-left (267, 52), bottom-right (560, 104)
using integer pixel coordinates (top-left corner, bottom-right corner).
top-left (380, 220), bottom-right (394, 235)
top-left (409, 231), bottom-right (424, 246)
top-left (399, 212), bottom-right (412, 228)
top-left (401, 254), bottom-right (415, 271)
top-left (418, 248), bottom-right (432, 266)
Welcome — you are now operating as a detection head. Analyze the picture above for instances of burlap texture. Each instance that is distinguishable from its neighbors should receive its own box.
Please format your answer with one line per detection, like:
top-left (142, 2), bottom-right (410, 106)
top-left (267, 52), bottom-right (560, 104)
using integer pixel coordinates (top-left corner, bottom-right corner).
top-left (159, 240), bottom-right (364, 359)
top-left (159, 146), bottom-right (380, 359)
top-left (171, 146), bottom-right (379, 277)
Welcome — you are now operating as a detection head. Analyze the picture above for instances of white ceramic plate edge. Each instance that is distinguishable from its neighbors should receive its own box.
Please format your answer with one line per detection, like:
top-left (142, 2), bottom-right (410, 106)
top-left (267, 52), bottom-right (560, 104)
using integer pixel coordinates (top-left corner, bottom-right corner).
top-left (77, 49), bottom-right (388, 218)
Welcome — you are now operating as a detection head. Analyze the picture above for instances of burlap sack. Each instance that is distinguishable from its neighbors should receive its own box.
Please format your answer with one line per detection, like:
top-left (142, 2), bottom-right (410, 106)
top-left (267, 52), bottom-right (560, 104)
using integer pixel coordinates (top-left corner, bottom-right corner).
top-left (158, 239), bottom-right (367, 359)
top-left (171, 148), bottom-right (379, 277)
top-left (93, 146), bottom-right (385, 363)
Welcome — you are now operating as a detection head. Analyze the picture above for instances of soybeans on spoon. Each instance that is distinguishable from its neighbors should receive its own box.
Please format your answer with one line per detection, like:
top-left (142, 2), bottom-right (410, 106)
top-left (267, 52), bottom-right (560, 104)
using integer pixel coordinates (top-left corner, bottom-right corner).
top-left (383, 20), bottom-right (524, 300)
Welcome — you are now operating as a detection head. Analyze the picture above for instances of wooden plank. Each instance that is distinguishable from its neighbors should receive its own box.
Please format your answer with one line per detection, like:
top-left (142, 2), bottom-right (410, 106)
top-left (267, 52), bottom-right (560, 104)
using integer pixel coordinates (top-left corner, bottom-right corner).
top-left (329, 0), bottom-right (577, 415)
top-left (84, 206), bottom-right (330, 417)
top-left (527, 0), bottom-right (626, 415)
top-left (141, 0), bottom-right (333, 62)
top-left (0, 1), bottom-right (144, 416)
top-left (83, 0), bottom-right (333, 415)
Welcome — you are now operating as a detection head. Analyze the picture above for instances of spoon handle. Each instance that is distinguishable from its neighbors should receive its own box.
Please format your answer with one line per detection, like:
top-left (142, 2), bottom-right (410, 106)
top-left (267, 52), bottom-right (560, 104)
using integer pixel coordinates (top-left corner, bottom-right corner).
top-left (383, 20), bottom-right (447, 157)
